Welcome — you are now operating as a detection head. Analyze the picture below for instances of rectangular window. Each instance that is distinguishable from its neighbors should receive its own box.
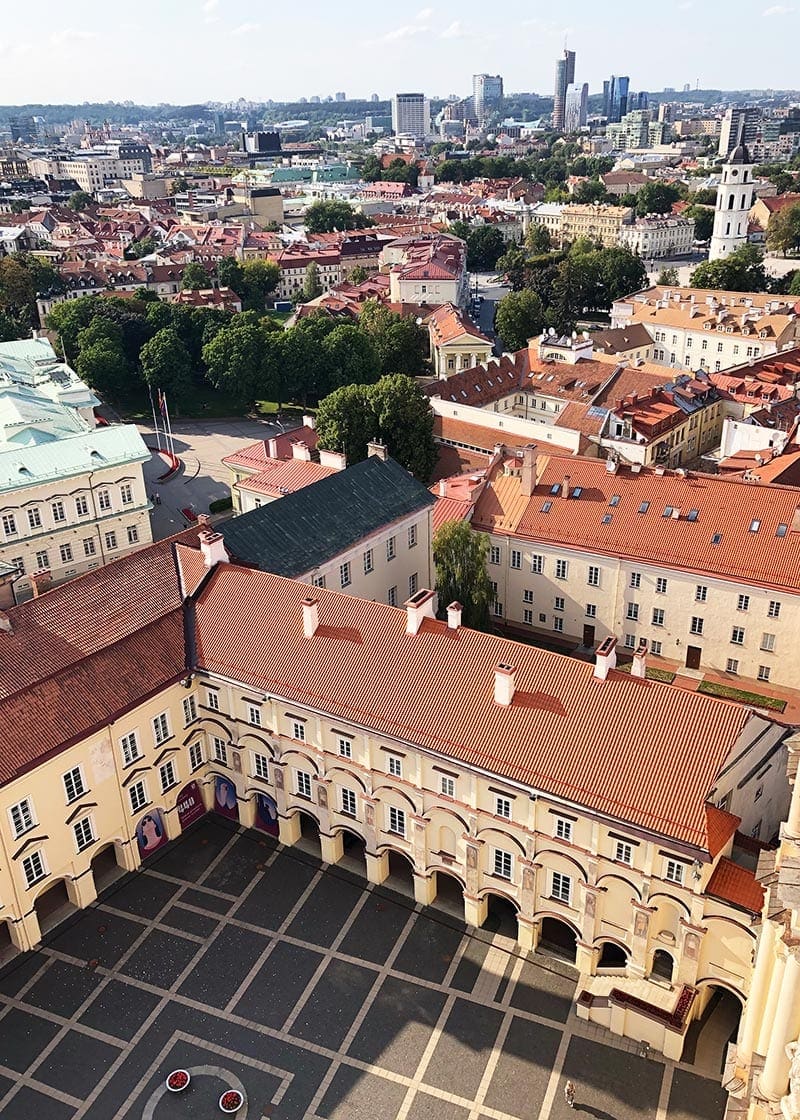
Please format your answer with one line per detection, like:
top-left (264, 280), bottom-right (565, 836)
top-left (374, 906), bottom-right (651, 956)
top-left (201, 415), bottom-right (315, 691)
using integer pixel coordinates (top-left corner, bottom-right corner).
top-left (386, 536), bottom-right (396, 562)
top-left (615, 840), bottom-right (633, 864)
top-left (388, 806), bottom-right (405, 836)
top-left (159, 760), bottom-right (177, 793)
top-left (555, 817), bottom-right (573, 842)
top-left (555, 559), bottom-right (568, 580)
top-left (206, 689), bottom-right (220, 710)
top-left (59, 542), bottom-right (73, 563)
top-left (75, 495), bottom-right (89, 517)
top-left (387, 586), bottom-right (397, 606)
top-left (731, 626), bottom-right (745, 645)
top-left (587, 566), bottom-right (600, 587)
top-left (97, 490), bottom-right (111, 512)
top-left (554, 596), bottom-right (565, 611)
top-left (758, 665), bottom-right (771, 682)
top-left (247, 704), bottom-right (262, 726)
top-left (52, 500), bottom-right (66, 523)
top-left (152, 712), bottom-right (170, 745)
top-left (656, 577), bottom-right (668, 594)
top-left (73, 816), bottom-right (95, 852)
top-left (120, 731), bottom-right (141, 767)
top-left (737, 594), bottom-right (750, 612)
top-left (495, 795), bottom-right (512, 820)
top-left (690, 616), bottom-right (704, 636)
top-left (387, 755), bottom-right (403, 778)
top-left (213, 737), bottom-right (228, 765)
top-left (253, 753), bottom-right (270, 780)
top-left (523, 589), bottom-right (534, 603)
top-left (510, 549), bottom-right (522, 570)
top-left (626, 602), bottom-right (639, 621)
top-left (695, 585), bottom-right (707, 602)
top-left (768, 600), bottom-right (781, 619)
top-left (83, 537), bottom-right (96, 557)
top-left (129, 780), bottom-right (148, 814)
top-left (531, 554), bottom-right (543, 574)
top-left (338, 737), bottom-right (352, 759)
top-left (127, 525), bottom-right (139, 545)
top-left (63, 766), bottom-right (85, 803)
top-left (440, 775), bottom-right (455, 798)
top-left (339, 562), bottom-right (351, 588)
top-left (182, 695), bottom-right (197, 724)
top-left (490, 545), bottom-right (501, 565)
top-left (408, 572), bottom-right (418, 597)
top-left (761, 633), bottom-right (776, 652)
top-left (523, 608), bottom-right (533, 624)
top-left (1, 513), bottom-right (17, 536)
top-left (363, 549), bottom-right (374, 574)
top-left (295, 770), bottom-right (312, 799)
top-left (664, 859), bottom-right (684, 885)
top-left (312, 574), bottom-right (326, 588)
top-left (624, 633), bottom-right (636, 648)
top-left (340, 787), bottom-right (357, 816)
top-left (28, 507), bottom-right (42, 529)
top-left (120, 483), bottom-right (133, 505)
top-left (651, 608), bottom-right (665, 626)
top-left (553, 617), bottom-right (564, 633)
top-left (105, 531), bottom-right (117, 550)
top-left (9, 798), bottom-right (35, 837)
top-left (189, 741), bottom-right (204, 770)
top-left (22, 850), bottom-right (46, 888)
top-left (585, 603), bottom-right (597, 618)
top-left (36, 550), bottom-right (49, 571)
top-left (629, 572), bottom-right (641, 589)
top-left (651, 640), bottom-right (662, 655)
top-left (551, 871), bottom-right (572, 903)
top-left (408, 524), bottom-right (417, 549)
top-left (726, 658), bottom-right (739, 674)
top-left (493, 849), bottom-right (513, 879)
top-left (292, 721), bottom-right (306, 742)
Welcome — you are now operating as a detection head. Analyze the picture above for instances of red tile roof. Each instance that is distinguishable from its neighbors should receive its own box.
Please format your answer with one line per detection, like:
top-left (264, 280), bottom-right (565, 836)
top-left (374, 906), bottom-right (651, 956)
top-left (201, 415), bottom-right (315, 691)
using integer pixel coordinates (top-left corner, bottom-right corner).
top-left (235, 459), bottom-right (337, 498)
top-left (706, 857), bottom-right (764, 913)
top-left (705, 806), bottom-right (741, 858)
top-left (192, 562), bottom-right (751, 850)
top-left (427, 303), bottom-right (491, 346)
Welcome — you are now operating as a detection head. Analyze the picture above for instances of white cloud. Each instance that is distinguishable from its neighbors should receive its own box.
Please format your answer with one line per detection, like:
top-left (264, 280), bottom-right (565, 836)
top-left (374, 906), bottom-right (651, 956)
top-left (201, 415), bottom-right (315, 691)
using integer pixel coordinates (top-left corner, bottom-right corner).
top-left (763, 4), bottom-right (794, 13)
top-left (230, 21), bottom-right (260, 36)
top-left (49, 29), bottom-right (99, 47)
top-left (371, 22), bottom-right (429, 43)
top-left (440, 19), bottom-right (471, 38)
top-left (203, 0), bottom-right (219, 10)
top-left (416, 7), bottom-right (434, 19)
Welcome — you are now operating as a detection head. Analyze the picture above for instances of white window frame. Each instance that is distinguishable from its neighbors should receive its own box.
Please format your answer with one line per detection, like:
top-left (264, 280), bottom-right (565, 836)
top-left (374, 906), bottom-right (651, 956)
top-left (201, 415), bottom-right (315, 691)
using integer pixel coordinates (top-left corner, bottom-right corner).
top-left (440, 775), bottom-right (455, 798)
top-left (9, 798), bottom-right (35, 838)
top-left (493, 849), bottom-right (513, 879)
top-left (363, 548), bottom-right (374, 574)
top-left (555, 817), bottom-right (573, 842)
top-left (615, 840), bottom-right (633, 864)
top-left (189, 741), bottom-right (204, 770)
top-left (295, 770), bottom-right (312, 799)
top-left (206, 689), bottom-right (220, 711)
top-left (388, 805), bottom-right (406, 836)
top-left (120, 731), bottom-right (140, 767)
top-left (129, 780), bottom-right (148, 814)
top-left (340, 787), bottom-right (357, 816)
top-left (63, 766), bottom-right (86, 804)
top-left (182, 695), bottom-right (197, 724)
top-left (212, 737), bottom-right (228, 765)
top-left (495, 795), bottom-right (512, 820)
top-left (152, 712), bottom-right (170, 745)
top-left (551, 871), bottom-right (572, 903)
top-left (408, 524), bottom-right (417, 549)
top-left (22, 850), bottom-right (47, 888)
top-left (74, 816), bottom-right (95, 852)
top-left (340, 561), bottom-right (351, 588)
top-left (292, 721), bottom-right (306, 742)
top-left (664, 859), bottom-right (684, 885)
top-left (338, 737), bottom-right (352, 758)
top-left (387, 755), bottom-right (403, 778)
top-left (386, 536), bottom-right (396, 562)
top-left (247, 704), bottom-right (262, 727)
top-left (159, 760), bottom-right (177, 793)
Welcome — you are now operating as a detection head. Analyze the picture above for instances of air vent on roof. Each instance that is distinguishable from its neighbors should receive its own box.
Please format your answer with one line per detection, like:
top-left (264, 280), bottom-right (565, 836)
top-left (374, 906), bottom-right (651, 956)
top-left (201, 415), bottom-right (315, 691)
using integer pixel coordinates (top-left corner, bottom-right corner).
top-left (749, 519), bottom-right (761, 533)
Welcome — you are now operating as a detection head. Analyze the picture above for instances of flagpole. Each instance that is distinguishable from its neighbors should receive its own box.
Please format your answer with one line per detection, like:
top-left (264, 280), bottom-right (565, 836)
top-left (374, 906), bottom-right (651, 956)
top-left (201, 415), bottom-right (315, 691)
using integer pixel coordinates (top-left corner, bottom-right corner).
top-left (148, 386), bottom-right (162, 451)
top-left (163, 393), bottom-right (175, 458)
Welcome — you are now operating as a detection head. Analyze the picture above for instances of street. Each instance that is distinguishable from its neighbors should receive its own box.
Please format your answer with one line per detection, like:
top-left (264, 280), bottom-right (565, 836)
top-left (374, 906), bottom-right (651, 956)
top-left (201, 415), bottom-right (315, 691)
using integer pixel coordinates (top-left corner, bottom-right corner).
top-left (470, 271), bottom-right (510, 354)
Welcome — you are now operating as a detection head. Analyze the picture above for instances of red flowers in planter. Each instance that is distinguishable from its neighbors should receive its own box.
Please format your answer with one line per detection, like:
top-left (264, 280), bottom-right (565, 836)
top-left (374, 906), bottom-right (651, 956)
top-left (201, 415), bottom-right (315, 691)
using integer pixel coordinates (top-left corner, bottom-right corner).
top-left (167, 1069), bottom-right (189, 1091)
top-left (220, 1089), bottom-right (243, 1112)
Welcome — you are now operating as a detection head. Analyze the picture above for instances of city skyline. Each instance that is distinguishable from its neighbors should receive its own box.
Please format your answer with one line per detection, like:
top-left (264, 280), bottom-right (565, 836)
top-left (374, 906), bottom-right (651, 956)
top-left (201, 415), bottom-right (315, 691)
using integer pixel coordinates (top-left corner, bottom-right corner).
top-left (1, 0), bottom-right (799, 105)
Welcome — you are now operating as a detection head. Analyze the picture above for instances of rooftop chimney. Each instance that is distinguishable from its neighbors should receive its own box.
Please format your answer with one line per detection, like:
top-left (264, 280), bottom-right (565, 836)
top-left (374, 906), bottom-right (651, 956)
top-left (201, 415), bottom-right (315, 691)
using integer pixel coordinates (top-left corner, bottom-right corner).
top-left (631, 639), bottom-right (648, 679)
top-left (319, 448), bottom-right (347, 471)
top-left (302, 413), bottom-right (317, 430)
top-left (29, 570), bottom-right (52, 598)
top-left (521, 445), bottom-right (538, 497)
top-left (494, 662), bottom-right (516, 706)
top-left (561, 474), bottom-right (571, 498)
top-left (594, 635), bottom-right (618, 681)
top-left (367, 440), bottom-right (389, 461)
top-left (447, 601), bottom-right (462, 629)
top-left (405, 588), bottom-right (437, 635)
top-left (301, 596), bottom-right (319, 638)
top-left (199, 530), bottom-right (228, 568)
top-left (292, 440), bottom-right (312, 461)
top-left (267, 437), bottom-right (279, 459)
top-left (196, 513), bottom-right (211, 529)
top-left (0, 610), bottom-right (11, 634)
top-left (438, 479), bottom-right (448, 497)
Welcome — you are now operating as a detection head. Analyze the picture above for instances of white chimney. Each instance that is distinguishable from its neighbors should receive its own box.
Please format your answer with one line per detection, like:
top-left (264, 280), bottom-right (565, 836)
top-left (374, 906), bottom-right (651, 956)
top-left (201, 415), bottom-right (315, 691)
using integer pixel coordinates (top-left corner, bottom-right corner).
top-left (199, 530), bottom-right (228, 567)
top-left (447, 601), bottom-right (462, 629)
top-left (302, 413), bottom-right (317, 430)
top-left (438, 479), bottom-right (448, 497)
top-left (594, 636), bottom-right (618, 681)
top-left (292, 440), bottom-right (312, 461)
top-left (319, 448), bottom-right (347, 471)
top-left (405, 588), bottom-right (437, 635)
top-left (631, 639), bottom-right (648, 679)
top-left (267, 437), bottom-right (279, 458)
top-left (367, 440), bottom-right (389, 461)
top-left (521, 444), bottom-right (537, 497)
top-left (494, 662), bottom-right (516, 706)
top-left (301, 596), bottom-right (319, 638)
top-left (561, 474), bottom-right (571, 498)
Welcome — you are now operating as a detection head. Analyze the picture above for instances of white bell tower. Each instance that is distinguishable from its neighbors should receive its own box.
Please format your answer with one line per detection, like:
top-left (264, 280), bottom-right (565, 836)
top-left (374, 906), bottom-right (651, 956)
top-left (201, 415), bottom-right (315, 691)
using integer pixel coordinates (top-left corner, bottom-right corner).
top-left (709, 137), bottom-right (755, 261)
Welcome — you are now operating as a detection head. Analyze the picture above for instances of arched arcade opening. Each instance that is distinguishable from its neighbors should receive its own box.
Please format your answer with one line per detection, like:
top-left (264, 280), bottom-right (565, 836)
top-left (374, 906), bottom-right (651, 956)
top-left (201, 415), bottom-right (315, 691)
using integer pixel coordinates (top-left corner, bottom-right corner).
top-left (538, 916), bottom-right (578, 963)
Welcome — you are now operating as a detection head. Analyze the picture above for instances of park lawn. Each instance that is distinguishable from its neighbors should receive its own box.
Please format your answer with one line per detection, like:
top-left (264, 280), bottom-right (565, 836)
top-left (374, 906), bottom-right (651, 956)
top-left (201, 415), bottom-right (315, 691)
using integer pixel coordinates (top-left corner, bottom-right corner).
top-left (114, 381), bottom-right (311, 424)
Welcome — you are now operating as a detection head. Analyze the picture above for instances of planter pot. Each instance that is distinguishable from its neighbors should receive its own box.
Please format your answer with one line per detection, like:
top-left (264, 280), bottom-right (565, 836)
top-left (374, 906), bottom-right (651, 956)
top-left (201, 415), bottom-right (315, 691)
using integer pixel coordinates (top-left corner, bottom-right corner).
top-left (219, 1089), bottom-right (244, 1113)
top-left (166, 1069), bottom-right (190, 1092)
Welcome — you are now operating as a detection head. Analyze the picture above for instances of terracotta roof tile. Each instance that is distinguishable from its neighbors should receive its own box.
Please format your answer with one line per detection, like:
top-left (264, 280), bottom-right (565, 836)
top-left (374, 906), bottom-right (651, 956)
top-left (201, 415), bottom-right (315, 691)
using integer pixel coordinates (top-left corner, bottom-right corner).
top-left (705, 857), bottom-right (764, 913)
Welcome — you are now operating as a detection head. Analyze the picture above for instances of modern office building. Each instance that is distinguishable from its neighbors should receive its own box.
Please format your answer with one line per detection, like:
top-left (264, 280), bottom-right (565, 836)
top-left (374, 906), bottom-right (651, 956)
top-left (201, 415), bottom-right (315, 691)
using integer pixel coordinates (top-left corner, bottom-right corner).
top-left (472, 74), bottom-right (504, 122)
top-left (719, 107), bottom-right (761, 158)
top-left (553, 50), bottom-right (576, 131)
top-left (564, 83), bottom-right (589, 133)
top-left (391, 93), bottom-right (430, 139)
top-left (602, 75), bottom-right (630, 123)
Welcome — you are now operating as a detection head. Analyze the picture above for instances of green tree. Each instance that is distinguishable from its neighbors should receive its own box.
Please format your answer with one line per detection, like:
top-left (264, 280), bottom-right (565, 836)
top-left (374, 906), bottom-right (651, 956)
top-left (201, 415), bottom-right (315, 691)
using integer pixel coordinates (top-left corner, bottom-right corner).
top-left (767, 203), bottom-right (800, 256)
top-left (140, 327), bottom-right (192, 404)
top-left (432, 519), bottom-right (493, 631)
top-left (360, 154), bottom-right (382, 180)
top-left (180, 262), bottom-right (209, 290)
top-left (789, 270), bottom-right (800, 296)
top-left (170, 177), bottom-right (189, 194)
top-left (202, 317), bottom-right (273, 405)
top-left (347, 265), bottom-right (369, 284)
top-left (449, 220), bottom-right (471, 243)
top-left (9, 199), bottom-right (30, 214)
top-left (46, 296), bottom-right (97, 357)
top-left (321, 322), bottom-right (380, 387)
top-left (685, 204), bottom-right (714, 242)
top-left (315, 382), bottom-right (378, 464)
top-left (635, 182), bottom-right (682, 216)
top-left (657, 267), bottom-right (680, 286)
top-left (304, 200), bottom-right (373, 233)
top-left (302, 261), bottom-right (323, 301)
top-left (465, 226), bottom-right (506, 271)
top-left (689, 187), bottom-right (717, 206)
top-left (593, 245), bottom-right (647, 304)
top-left (572, 179), bottom-right (609, 204)
top-left (496, 244), bottom-right (530, 289)
top-left (216, 257), bottom-right (244, 294)
top-left (525, 224), bottom-right (551, 253)
top-left (76, 340), bottom-right (131, 399)
top-left (690, 245), bottom-right (768, 292)
top-left (67, 190), bottom-right (94, 212)
top-left (125, 234), bottom-right (157, 259)
top-left (370, 374), bottom-right (437, 480)
top-left (0, 309), bottom-right (19, 341)
top-left (358, 300), bottom-right (428, 375)
top-left (241, 258), bottom-right (280, 310)
top-left (494, 290), bottom-right (545, 351)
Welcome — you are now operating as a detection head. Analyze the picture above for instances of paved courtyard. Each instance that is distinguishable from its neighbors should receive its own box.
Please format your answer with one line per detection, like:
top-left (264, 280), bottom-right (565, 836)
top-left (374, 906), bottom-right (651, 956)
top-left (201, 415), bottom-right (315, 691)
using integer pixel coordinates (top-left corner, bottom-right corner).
top-left (0, 818), bottom-right (729, 1120)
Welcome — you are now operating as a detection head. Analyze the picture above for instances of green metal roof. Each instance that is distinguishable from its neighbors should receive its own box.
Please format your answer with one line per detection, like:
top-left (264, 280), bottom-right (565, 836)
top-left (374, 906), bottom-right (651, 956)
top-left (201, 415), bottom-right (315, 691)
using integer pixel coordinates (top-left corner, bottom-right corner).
top-left (222, 456), bottom-right (434, 577)
top-left (0, 422), bottom-right (149, 492)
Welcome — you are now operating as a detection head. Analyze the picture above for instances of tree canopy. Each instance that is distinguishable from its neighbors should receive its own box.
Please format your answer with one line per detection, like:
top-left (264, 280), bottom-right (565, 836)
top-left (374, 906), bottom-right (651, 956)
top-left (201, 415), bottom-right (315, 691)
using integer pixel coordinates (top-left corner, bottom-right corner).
top-left (494, 289), bottom-right (545, 351)
top-left (180, 262), bottom-right (210, 290)
top-left (690, 245), bottom-right (768, 292)
top-left (767, 203), bottom-right (800, 256)
top-left (432, 520), bottom-right (493, 631)
top-left (635, 181), bottom-right (683, 216)
top-left (67, 190), bottom-right (93, 212)
top-left (304, 200), bottom-right (373, 233)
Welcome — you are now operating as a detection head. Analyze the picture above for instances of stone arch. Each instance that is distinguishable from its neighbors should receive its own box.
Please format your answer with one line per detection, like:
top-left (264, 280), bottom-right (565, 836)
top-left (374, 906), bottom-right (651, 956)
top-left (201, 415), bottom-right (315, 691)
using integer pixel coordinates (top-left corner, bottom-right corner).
top-left (372, 784), bottom-right (420, 813)
top-left (477, 826), bottom-right (527, 858)
top-left (478, 884), bottom-right (520, 910)
top-left (537, 912), bottom-right (579, 963)
top-left (90, 840), bottom-right (126, 892)
top-left (286, 803), bottom-right (320, 825)
top-left (536, 909), bottom-right (581, 938)
top-left (651, 947), bottom-right (675, 981)
top-left (192, 716), bottom-right (231, 739)
top-left (236, 732), bottom-right (278, 756)
top-left (535, 847), bottom-right (588, 881)
top-left (325, 766), bottom-right (368, 792)
top-left (423, 805), bottom-right (470, 832)
top-left (596, 871), bottom-right (642, 900)
top-left (282, 749), bottom-right (320, 775)
top-left (428, 863), bottom-right (466, 889)
top-left (437, 825), bottom-right (457, 857)
top-left (595, 938), bottom-right (630, 970)
top-left (647, 890), bottom-right (692, 916)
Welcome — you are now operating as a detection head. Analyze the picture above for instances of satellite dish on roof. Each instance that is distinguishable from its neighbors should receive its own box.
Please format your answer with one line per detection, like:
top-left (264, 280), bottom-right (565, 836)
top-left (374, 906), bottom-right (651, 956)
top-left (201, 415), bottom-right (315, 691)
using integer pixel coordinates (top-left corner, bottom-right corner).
top-left (548, 327), bottom-right (556, 336)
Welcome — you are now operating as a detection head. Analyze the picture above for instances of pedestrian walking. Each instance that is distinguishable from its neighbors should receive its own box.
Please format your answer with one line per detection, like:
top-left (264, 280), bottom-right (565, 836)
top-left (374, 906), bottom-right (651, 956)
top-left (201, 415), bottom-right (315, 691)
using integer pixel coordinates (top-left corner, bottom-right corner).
top-left (564, 1081), bottom-right (576, 1109)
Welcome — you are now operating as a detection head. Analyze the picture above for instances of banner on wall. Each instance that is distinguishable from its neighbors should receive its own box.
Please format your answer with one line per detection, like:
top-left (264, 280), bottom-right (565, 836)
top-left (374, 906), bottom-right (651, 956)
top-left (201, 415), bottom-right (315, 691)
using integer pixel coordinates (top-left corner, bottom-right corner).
top-left (135, 808), bottom-right (169, 858)
top-left (214, 775), bottom-right (240, 821)
top-left (255, 792), bottom-right (279, 836)
top-left (176, 781), bottom-right (207, 831)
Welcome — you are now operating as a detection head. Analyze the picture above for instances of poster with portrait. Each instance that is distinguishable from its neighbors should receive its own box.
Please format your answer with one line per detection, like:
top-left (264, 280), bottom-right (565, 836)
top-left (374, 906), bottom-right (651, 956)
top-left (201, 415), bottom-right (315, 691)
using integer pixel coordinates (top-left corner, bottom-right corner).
top-left (176, 781), bottom-right (207, 831)
top-left (255, 793), bottom-right (279, 836)
top-left (135, 808), bottom-right (169, 858)
top-left (214, 775), bottom-right (240, 821)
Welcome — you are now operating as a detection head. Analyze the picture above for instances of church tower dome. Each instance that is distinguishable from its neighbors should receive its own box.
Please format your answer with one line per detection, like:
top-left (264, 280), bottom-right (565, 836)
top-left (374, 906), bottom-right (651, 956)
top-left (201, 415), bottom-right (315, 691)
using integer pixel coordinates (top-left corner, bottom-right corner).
top-left (708, 129), bottom-right (755, 262)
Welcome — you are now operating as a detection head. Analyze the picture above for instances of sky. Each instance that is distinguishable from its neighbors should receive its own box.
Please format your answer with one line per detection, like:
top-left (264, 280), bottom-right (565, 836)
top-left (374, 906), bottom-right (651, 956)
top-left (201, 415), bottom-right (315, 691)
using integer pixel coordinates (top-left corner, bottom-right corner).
top-left (0, 0), bottom-right (798, 105)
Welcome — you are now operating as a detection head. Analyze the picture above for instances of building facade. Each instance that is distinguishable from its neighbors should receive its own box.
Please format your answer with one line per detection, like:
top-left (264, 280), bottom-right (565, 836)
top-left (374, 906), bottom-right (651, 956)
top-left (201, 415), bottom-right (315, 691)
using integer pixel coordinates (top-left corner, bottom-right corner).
top-left (619, 216), bottom-right (695, 259)
top-left (553, 50), bottom-right (576, 132)
top-left (391, 94), bottom-right (430, 139)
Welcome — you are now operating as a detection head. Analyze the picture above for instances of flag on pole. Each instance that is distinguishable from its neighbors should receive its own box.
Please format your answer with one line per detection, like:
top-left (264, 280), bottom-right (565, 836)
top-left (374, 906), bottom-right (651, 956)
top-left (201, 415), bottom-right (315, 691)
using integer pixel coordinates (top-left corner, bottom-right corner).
top-left (158, 390), bottom-right (168, 420)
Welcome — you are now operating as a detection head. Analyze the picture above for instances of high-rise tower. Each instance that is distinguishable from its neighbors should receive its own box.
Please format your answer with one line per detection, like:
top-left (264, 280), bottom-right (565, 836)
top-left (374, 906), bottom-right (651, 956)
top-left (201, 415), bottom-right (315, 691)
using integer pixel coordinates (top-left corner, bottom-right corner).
top-left (553, 50), bottom-right (576, 131)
